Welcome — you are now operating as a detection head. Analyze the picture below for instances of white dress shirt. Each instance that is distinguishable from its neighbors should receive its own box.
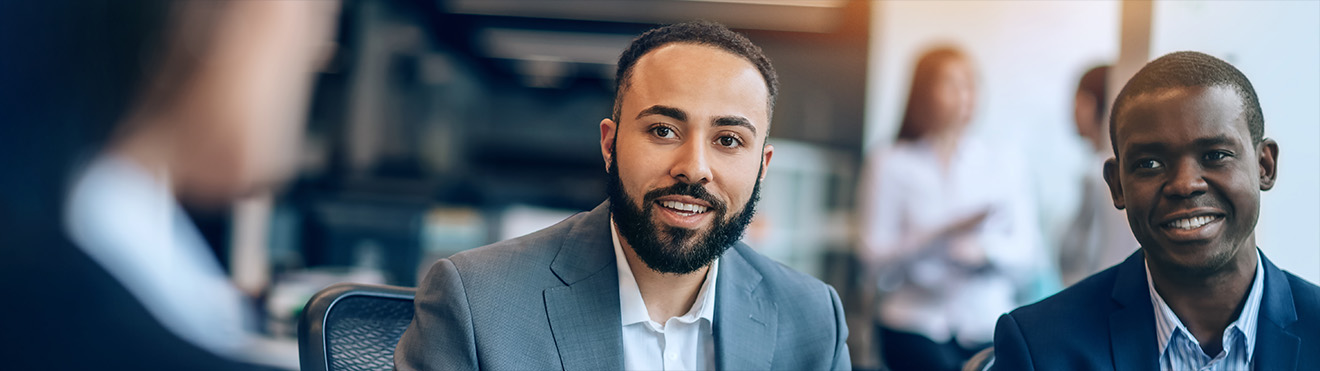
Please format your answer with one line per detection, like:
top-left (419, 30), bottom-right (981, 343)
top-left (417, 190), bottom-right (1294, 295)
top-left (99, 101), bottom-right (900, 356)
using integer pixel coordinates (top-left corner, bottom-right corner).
top-left (859, 136), bottom-right (1046, 346)
top-left (611, 220), bottom-right (718, 371)
top-left (64, 154), bottom-right (256, 357)
top-left (1146, 250), bottom-right (1264, 371)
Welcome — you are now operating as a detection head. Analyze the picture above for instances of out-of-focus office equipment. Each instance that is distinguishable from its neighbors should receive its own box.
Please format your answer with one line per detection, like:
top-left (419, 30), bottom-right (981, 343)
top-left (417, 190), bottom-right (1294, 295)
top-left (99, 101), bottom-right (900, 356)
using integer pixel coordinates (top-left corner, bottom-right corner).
top-left (305, 194), bottom-right (431, 286)
top-left (298, 282), bottom-right (417, 371)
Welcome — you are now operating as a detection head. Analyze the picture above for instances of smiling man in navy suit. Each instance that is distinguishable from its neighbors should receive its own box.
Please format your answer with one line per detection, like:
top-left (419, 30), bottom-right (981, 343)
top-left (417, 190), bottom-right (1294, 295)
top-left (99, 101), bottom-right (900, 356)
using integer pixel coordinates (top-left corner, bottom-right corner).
top-left (992, 51), bottom-right (1320, 371)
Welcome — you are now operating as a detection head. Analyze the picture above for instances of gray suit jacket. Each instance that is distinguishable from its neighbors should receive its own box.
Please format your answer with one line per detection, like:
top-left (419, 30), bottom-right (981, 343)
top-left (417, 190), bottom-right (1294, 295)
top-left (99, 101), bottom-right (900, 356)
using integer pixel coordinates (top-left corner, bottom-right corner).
top-left (395, 201), bottom-right (851, 370)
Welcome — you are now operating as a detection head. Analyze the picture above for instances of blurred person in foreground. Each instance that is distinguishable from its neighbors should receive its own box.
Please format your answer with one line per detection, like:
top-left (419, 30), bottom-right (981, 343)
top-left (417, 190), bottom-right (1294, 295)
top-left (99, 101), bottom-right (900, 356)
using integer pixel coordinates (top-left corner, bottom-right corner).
top-left (395, 21), bottom-right (850, 370)
top-left (0, 0), bottom-right (338, 369)
top-left (994, 51), bottom-right (1320, 370)
top-left (856, 46), bottom-right (1045, 371)
top-left (1058, 65), bottom-right (1140, 286)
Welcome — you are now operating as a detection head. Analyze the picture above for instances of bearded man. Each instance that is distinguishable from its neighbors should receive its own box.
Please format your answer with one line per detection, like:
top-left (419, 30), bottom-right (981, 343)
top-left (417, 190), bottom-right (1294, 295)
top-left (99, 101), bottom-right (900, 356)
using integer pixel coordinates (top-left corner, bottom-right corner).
top-left (395, 21), bottom-right (850, 371)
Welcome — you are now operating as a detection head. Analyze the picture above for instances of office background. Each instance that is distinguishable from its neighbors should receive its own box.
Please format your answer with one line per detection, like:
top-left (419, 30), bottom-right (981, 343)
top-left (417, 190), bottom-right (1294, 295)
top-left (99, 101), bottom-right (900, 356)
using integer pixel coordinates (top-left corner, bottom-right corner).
top-left (212, 0), bottom-right (1319, 361)
top-left (2, 1), bottom-right (1313, 370)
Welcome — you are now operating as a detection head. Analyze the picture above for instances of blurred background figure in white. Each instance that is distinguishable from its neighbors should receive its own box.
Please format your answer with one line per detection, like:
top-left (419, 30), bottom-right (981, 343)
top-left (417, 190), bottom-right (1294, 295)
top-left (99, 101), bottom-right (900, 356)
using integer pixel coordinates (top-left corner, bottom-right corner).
top-left (1056, 65), bottom-right (1139, 286)
top-left (63, 0), bottom-right (339, 363)
top-left (857, 46), bottom-right (1045, 371)
top-left (1, 0), bottom-right (338, 369)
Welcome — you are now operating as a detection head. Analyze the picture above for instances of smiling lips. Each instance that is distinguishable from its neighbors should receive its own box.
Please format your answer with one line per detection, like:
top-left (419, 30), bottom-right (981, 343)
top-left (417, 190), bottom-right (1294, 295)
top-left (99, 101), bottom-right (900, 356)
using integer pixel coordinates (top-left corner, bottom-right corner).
top-left (1163, 215), bottom-right (1220, 230)
top-left (653, 197), bottom-right (716, 230)
top-left (659, 200), bottom-right (709, 216)
top-left (1156, 211), bottom-right (1225, 242)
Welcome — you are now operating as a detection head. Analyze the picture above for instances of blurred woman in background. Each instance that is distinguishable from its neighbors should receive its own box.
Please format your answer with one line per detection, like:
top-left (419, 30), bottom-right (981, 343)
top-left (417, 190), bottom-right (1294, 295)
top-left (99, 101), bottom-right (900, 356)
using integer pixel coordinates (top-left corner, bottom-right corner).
top-left (858, 47), bottom-right (1045, 371)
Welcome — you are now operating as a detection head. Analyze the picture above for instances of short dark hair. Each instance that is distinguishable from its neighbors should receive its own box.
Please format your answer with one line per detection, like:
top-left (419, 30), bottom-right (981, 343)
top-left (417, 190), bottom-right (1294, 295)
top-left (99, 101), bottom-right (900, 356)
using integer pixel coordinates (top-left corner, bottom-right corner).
top-left (612, 20), bottom-right (778, 123)
top-left (1077, 65), bottom-right (1110, 122)
top-left (1109, 51), bottom-right (1264, 155)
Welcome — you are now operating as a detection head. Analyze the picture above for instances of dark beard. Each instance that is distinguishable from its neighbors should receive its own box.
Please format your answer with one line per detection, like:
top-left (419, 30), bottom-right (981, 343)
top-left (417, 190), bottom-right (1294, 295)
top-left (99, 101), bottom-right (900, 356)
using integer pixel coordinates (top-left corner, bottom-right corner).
top-left (606, 152), bottom-right (761, 275)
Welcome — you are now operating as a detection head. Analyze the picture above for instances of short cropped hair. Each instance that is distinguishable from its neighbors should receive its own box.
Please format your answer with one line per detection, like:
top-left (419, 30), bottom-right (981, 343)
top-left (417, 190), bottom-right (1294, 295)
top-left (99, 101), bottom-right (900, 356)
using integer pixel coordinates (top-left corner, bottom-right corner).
top-left (612, 20), bottom-right (778, 123)
top-left (1110, 51), bottom-right (1264, 155)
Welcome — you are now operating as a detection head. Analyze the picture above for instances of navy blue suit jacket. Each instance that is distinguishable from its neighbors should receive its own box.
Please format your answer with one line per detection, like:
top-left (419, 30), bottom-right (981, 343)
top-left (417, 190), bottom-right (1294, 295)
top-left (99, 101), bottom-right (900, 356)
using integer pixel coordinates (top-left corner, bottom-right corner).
top-left (993, 249), bottom-right (1320, 371)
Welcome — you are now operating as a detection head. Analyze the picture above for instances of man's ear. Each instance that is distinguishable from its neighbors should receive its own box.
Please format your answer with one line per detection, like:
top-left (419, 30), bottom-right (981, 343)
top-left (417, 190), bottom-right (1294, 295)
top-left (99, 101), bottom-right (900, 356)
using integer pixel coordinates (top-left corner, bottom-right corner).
top-left (1103, 157), bottom-right (1125, 210)
top-left (600, 118), bottom-right (617, 172)
top-left (1258, 138), bottom-right (1279, 191)
top-left (759, 143), bottom-right (774, 181)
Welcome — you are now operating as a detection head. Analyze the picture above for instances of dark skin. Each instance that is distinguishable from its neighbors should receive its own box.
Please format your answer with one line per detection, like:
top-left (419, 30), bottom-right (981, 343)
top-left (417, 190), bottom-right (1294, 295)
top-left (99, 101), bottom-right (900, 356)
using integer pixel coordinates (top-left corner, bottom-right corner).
top-left (1103, 85), bottom-right (1278, 356)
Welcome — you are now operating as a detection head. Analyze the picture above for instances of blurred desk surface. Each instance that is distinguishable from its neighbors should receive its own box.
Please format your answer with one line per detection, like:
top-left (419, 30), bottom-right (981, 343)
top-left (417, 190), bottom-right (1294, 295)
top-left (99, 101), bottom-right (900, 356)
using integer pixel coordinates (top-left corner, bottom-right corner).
top-left (244, 336), bottom-right (300, 371)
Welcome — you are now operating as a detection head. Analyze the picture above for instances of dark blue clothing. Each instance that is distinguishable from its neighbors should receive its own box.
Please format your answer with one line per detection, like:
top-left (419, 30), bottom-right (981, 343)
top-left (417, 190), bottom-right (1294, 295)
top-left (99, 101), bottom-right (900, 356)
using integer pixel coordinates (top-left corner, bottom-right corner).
top-left (993, 249), bottom-right (1320, 371)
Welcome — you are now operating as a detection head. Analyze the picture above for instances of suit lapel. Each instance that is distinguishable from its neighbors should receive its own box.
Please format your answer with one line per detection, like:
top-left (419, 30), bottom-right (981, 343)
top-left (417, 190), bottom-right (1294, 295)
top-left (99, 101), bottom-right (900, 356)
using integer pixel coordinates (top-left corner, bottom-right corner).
top-left (544, 202), bottom-right (624, 370)
top-left (1253, 253), bottom-right (1300, 370)
top-left (714, 245), bottom-right (776, 370)
top-left (1108, 250), bottom-right (1161, 371)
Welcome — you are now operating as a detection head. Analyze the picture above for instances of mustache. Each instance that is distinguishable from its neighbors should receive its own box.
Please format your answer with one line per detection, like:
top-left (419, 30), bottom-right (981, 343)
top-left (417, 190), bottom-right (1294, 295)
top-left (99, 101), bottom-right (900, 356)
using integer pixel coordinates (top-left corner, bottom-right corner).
top-left (640, 182), bottom-right (727, 213)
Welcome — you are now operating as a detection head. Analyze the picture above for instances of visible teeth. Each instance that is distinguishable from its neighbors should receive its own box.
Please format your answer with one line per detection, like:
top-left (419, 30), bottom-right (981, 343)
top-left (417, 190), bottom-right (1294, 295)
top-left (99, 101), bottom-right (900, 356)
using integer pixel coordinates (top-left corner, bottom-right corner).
top-left (1167, 216), bottom-right (1216, 230)
top-left (661, 200), bottom-right (708, 214)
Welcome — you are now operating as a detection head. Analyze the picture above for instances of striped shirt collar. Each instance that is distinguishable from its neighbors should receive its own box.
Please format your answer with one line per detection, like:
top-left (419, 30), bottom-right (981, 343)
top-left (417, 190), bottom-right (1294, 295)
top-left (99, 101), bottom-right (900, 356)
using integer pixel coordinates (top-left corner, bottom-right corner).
top-left (1144, 250), bottom-right (1264, 370)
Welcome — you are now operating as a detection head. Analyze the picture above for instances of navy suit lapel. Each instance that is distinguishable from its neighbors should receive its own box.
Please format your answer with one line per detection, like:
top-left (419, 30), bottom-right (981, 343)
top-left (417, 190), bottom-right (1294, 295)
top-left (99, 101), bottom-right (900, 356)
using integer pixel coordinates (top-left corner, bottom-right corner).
top-left (1108, 250), bottom-right (1161, 371)
top-left (714, 245), bottom-right (776, 370)
top-left (1253, 253), bottom-right (1300, 370)
top-left (544, 202), bottom-right (624, 370)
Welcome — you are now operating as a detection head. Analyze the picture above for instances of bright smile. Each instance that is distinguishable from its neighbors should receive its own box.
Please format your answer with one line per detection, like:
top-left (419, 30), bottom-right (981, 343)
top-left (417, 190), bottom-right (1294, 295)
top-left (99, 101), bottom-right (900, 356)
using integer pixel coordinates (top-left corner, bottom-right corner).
top-left (653, 197), bottom-right (714, 229)
top-left (1157, 214), bottom-right (1224, 242)
top-left (660, 200), bottom-right (709, 215)
top-left (1163, 215), bottom-right (1218, 230)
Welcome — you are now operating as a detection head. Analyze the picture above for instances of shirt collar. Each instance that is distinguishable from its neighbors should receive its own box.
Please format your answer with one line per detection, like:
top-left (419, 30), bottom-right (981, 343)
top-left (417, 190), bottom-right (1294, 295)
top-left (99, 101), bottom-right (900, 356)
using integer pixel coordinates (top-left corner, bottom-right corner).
top-left (611, 217), bottom-right (719, 328)
top-left (1145, 249), bottom-right (1265, 360)
top-left (66, 153), bottom-right (210, 265)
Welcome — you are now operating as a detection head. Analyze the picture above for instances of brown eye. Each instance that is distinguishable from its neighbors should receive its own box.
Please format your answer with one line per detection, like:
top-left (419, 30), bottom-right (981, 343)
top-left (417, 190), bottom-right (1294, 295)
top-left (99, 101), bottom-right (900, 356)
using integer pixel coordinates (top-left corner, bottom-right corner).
top-left (652, 126), bottom-right (674, 138)
top-left (1137, 159), bottom-right (1163, 170)
top-left (717, 136), bottom-right (741, 148)
top-left (1204, 151), bottom-right (1231, 161)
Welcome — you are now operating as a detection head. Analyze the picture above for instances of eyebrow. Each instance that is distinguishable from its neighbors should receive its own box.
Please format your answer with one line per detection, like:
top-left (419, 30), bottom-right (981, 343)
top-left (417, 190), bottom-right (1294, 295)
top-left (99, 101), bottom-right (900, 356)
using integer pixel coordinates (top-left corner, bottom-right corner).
top-left (635, 105), bottom-right (758, 136)
top-left (714, 116), bottom-right (757, 136)
top-left (1122, 135), bottom-right (1242, 158)
top-left (1122, 141), bottom-right (1168, 159)
top-left (1192, 135), bottom-right (1240, 148)
top-left (636, 105), bottom-right (687, 122)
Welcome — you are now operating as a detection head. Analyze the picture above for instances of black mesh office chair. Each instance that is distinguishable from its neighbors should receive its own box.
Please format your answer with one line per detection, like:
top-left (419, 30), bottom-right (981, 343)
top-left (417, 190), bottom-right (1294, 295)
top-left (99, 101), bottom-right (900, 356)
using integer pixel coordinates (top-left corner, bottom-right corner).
top-left (299, 282), bottom-right (417, 371)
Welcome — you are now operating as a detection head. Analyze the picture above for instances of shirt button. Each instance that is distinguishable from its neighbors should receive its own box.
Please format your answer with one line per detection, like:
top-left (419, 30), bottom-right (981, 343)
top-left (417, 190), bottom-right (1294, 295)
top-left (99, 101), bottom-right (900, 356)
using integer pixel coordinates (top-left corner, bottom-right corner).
top-left (667, 353), bottom-right (678, 360)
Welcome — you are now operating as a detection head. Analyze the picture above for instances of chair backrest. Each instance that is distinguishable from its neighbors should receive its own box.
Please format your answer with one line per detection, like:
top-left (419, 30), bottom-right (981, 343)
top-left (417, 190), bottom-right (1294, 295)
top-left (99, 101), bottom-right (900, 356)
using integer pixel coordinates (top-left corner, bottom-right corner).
top-left (299, 282), bottom-right (417, 371)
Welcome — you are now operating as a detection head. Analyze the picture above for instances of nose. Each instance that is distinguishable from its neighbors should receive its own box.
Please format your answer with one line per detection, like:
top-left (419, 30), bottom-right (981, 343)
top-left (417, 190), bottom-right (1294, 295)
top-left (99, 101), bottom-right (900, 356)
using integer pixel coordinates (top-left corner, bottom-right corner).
top-left (1163, 158), bottom-right (1208, 199)
top-left (670, 138), bottom-right (712, 185)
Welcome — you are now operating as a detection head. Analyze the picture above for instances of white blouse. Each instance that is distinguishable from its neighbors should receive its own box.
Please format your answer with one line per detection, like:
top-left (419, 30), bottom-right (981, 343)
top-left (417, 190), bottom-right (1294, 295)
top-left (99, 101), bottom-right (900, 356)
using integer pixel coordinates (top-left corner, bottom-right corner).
top-left (859, 136), bottom-right (1046, 346)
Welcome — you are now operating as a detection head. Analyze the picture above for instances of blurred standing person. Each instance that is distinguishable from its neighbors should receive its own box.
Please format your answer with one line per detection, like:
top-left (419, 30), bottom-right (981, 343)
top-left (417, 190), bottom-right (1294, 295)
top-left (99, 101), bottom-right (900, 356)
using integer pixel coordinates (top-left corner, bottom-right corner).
top-left (1058, 65), bottom-right (1139, 286)
top-left (858, 47), bottom-right (1045, 371)
top-left (0, 0), bottom-right (338, 369)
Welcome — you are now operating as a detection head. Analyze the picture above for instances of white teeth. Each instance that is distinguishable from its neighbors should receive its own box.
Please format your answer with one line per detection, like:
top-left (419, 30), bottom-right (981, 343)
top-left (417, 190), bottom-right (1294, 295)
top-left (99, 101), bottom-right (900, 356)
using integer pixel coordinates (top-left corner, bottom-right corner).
top-left (660, 200), bottom-right (708, 214)
top-left (1167, 216), bottom-right (1216, 230)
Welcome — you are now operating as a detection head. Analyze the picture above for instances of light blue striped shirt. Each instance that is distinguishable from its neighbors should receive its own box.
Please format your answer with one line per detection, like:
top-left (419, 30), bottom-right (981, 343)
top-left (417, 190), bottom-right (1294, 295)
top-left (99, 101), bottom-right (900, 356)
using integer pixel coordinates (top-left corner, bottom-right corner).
top-left (1145, 251), bottom-right (1264, 371)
